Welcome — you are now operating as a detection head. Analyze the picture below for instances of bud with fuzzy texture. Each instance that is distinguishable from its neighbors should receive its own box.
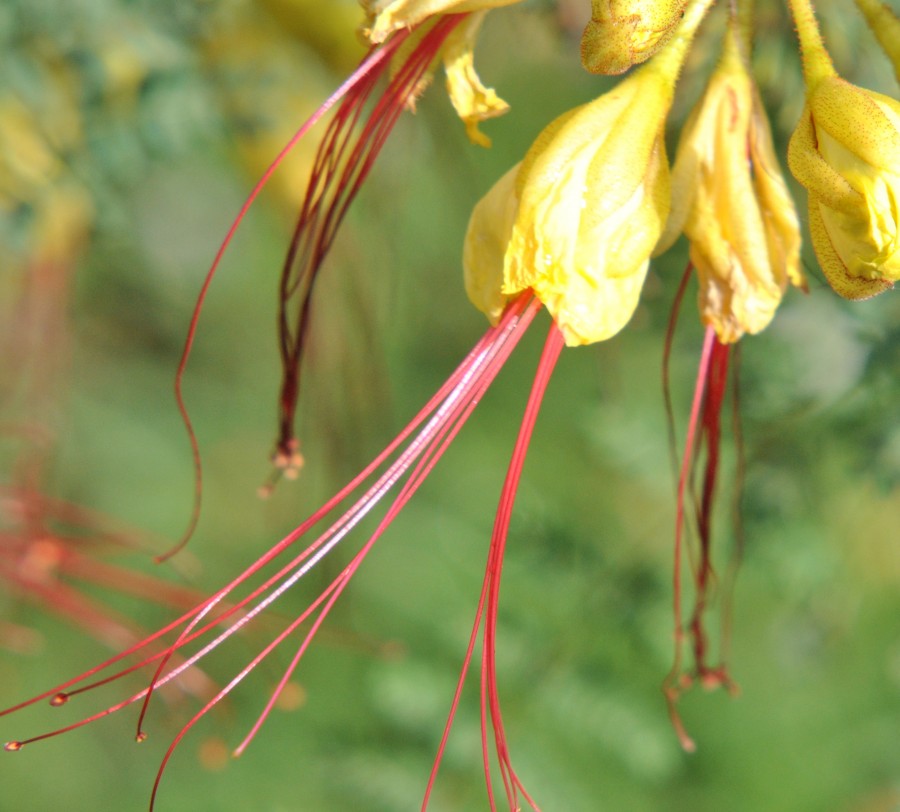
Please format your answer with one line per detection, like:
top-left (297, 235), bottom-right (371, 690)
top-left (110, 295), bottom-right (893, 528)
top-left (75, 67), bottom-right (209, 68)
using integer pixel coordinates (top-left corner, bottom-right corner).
top-left (787, 0), bottom-right (900, 299)
top-left (581, 0), bottom-right (688, 75)
top-left (656, 24), bottom-right (806, 342)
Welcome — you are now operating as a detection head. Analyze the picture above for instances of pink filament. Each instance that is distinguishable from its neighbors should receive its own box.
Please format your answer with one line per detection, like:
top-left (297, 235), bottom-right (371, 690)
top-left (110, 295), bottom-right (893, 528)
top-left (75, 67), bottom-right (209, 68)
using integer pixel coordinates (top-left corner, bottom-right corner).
top-left (164, 18), bottom-right (465, 560)
top-left (274, 16), bottom-right (465, 472)
top-left (424, 323), bottom-right (565, 812)
top-left (2, 295), bottom-right (543, 811)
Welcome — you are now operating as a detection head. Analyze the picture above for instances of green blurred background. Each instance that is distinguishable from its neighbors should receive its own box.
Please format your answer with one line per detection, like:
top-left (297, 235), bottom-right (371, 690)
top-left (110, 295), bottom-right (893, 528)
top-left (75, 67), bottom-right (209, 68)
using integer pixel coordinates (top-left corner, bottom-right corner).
top-left (1, 1), bottom-right (899, 810)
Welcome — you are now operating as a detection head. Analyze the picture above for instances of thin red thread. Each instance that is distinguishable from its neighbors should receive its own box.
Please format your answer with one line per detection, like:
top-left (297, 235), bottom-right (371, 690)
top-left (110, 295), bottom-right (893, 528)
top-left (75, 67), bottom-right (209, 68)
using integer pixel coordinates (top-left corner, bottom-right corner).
top-left (424, 319), bottom-right (562, 812)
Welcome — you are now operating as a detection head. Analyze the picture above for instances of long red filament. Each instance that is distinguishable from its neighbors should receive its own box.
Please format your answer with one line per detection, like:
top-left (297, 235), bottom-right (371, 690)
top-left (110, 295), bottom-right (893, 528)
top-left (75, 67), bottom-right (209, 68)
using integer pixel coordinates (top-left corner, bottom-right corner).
top-left (273, 16), bottom-right (465, 476)
top-left (423, 323), bottom-right (564, 812)
top-left (1, 297), bottom-right (533, 723)
top-left (664, 315), bottom-right (741, 750)
top-left (2, 295), bottom-right (543, 811)
top-left (164, 21), bottom-right (436, 561)
top-left (663, 325), bottom-right (715, 752)
top-left (688, 336), bottom-right (733, 690)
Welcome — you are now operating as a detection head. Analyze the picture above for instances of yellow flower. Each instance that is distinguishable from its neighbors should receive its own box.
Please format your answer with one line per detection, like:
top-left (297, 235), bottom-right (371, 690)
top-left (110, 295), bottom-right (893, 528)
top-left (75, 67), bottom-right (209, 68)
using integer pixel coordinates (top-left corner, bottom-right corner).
top-left (787, 0), bottom-right (900, 298)
top-left (657, 26), bottom-right (805, 343)
top-left (581, 0), bottom-right (688, 75)
top-left (501, 69), bottom-right (672, 346)
top-left (361, 0), bottom-right (521, 44)
top-left (466, 69), bottom-right (673, 344)
top-left (466, 0), bottom-right (716, 346)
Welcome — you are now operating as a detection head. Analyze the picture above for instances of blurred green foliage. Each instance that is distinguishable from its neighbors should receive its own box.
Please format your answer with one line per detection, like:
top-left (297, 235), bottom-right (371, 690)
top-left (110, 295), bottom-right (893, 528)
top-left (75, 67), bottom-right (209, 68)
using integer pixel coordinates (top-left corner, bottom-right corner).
top-left (1, 2), bottom-right (899, 811)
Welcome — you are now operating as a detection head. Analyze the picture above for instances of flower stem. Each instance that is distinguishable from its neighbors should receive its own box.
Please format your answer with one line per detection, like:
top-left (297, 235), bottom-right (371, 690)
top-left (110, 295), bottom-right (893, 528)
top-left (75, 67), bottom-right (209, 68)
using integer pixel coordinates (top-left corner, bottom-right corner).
top-left (785, 0), bottom-right (837, 89)
top-left (731, 0), bottom-right (754, 57)
top-left (649, 0), bottom-right (717, 81)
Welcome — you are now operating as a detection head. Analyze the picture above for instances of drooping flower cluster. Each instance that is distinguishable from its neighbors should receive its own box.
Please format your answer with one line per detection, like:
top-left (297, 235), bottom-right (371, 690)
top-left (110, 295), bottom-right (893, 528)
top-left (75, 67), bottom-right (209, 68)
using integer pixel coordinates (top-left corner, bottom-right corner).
top-left (3, 0), bottom-right (900, 810)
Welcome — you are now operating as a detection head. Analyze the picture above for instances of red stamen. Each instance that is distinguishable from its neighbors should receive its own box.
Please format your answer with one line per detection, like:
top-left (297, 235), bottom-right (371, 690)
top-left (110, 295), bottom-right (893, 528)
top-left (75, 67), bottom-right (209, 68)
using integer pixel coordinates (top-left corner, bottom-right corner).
top-left (688, 336), bottom-right (734, 692)
top-left (664, 324), bottom-right (715, 752)
top-left (2, 295), bottom-right (543, 811)
top-left (163, 20), bottom-right (439, 560)
top-left (273, 16), bottom-right (465, 483)
top-left (424, 323), bottom-right (564, 812)
top-left (663, 308), bottom-right (742, 748)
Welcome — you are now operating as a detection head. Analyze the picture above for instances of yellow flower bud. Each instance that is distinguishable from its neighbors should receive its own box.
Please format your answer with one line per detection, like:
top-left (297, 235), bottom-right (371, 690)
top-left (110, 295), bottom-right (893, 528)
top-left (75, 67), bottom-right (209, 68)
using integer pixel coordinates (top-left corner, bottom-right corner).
top-left (657, 27), bottom-right (805, 343)
top-left (581, 0), bottom-right (688, 75)
top-left (787, 0), bottom-right (900, 299)
top-left (788, 77), bottom-right (900, 299)
top-left (361, 0), bottom-right (520, 44)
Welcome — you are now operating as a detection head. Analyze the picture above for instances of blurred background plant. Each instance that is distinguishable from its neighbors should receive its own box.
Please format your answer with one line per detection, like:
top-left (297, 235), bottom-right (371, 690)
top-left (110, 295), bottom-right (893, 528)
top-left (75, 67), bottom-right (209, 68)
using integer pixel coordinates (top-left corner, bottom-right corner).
top-left (1, 1), bottom-right (898, 810)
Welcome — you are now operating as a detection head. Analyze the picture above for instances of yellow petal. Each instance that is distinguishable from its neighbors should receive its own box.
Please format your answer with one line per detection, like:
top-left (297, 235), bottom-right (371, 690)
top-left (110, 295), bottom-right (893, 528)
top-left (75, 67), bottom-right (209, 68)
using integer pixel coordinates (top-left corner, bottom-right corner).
top-left (442, 13), bottom-right (509, 147)
top-left (749, 89), bottom-right (806, 293)
top-left (463, 164), bottom-right (519, 322)
top-left (659, 26), bottom-right (803, 341)
top-left (808, 199), bottom-right (892, 299)
top-left (787, 106), bottom-right (861, 216)
top-left (503, 70), bottom-right (673, 345)
top-left (809, 78), bottom-right (900, 172)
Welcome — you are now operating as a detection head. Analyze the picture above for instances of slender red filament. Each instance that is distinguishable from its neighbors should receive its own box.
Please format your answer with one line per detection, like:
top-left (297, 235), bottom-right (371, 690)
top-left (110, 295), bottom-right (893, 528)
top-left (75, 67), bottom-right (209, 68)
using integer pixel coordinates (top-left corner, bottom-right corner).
top-left (688, 335), bottom-right (733, 691)
top-left (164, 19), bottom-right (460, 560)
top-left (273, 16), bottom-right (465, 478)
top-left (663, 303), bottom-right (741, 750)
top-left (423, 323), bottom-right (564, 812)
top-left (663, 324), bottom-right (715, 752)
top-left (2, 295), bottom-right (543, 812)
